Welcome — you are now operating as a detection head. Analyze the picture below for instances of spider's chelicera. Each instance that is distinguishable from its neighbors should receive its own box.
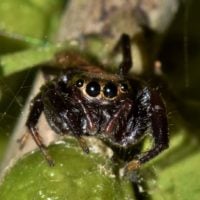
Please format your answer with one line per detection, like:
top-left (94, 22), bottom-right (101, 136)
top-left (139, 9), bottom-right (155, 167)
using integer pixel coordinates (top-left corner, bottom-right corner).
top-left (20, 34), bottom-right (169, 171)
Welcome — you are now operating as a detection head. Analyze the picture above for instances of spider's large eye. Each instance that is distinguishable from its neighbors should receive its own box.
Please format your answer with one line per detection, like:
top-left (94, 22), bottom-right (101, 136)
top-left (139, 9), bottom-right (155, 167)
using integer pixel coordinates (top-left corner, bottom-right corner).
top-left (103, 82), bottom-right (117, 98)
top-left (86, 81), bottom-right (101, 97)
top-left (76, 79), bottom-right (84, 87)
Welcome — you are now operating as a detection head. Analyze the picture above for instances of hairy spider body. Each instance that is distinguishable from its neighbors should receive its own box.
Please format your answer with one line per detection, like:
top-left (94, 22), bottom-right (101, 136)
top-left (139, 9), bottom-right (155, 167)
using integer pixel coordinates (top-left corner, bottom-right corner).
top-left (22, 34), bottom-right (169, 171)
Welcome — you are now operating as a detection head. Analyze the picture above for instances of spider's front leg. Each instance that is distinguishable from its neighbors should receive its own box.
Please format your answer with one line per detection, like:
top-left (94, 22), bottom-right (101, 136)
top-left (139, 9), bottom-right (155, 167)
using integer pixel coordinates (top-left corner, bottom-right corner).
top-left (23, 93), bottom-right (54, 166)
top-left (42, 85), bottom-right (90, 155)
top-left (113, 33), bottom-right (132, 76)
top-left (126, 89), bottom-right (169, 171)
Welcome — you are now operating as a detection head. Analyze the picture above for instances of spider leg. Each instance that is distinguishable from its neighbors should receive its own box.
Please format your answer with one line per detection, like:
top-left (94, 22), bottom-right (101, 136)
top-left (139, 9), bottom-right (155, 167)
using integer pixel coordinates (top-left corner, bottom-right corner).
top-left (126, 89), bottom-right (169, 171)
top-left (25, 93), bottom-right (54, 166)
top-left (17, 132), bottom-right (30, 150)
top-left (42, 86), bottom-right (90, 155)
top-left (113, 33), bottom-right (132, 76)
top-left (77, 136), bottom-right (90, 154)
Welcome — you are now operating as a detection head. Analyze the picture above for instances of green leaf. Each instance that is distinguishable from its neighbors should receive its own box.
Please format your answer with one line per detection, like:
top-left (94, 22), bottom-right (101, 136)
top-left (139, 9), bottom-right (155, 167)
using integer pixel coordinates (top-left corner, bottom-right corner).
top-left (0, 140), bottom-right (134, 200)
top-left (153, 151), bottom-right (200, 200)
top-left (0, 44), bottom-right (63, 76)
top-left (0, 0), bottom-right (65, 40)
top-left (140, 128), bottom-right (200, 200)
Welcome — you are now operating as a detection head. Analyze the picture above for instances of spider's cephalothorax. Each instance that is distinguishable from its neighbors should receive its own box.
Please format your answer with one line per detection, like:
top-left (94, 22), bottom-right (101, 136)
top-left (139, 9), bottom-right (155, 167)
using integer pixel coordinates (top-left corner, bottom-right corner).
top-left (21, 34), bottom-right (169, 171)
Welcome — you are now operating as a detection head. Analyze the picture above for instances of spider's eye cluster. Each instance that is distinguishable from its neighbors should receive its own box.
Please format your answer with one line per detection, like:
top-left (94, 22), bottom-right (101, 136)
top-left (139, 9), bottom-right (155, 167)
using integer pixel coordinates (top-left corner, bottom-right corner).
top-left (76, 79), bottom-right (129, 99)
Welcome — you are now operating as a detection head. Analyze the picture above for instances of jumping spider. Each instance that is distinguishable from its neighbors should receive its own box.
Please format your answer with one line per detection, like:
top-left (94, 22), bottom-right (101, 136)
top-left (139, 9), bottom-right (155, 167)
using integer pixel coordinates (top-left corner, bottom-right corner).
top-left (19, 34), bottom-right (169, 171)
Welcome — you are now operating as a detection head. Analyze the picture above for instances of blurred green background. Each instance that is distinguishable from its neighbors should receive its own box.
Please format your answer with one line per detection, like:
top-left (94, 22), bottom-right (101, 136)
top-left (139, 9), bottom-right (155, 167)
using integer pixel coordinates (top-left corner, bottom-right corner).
top-left (0, 0), bottom-right (200, 199)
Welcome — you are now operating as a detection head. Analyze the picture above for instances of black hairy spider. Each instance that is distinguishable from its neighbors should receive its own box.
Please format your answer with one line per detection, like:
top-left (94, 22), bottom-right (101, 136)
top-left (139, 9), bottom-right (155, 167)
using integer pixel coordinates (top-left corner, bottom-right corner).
top-left (19, 34), bottom-right (169, 171)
